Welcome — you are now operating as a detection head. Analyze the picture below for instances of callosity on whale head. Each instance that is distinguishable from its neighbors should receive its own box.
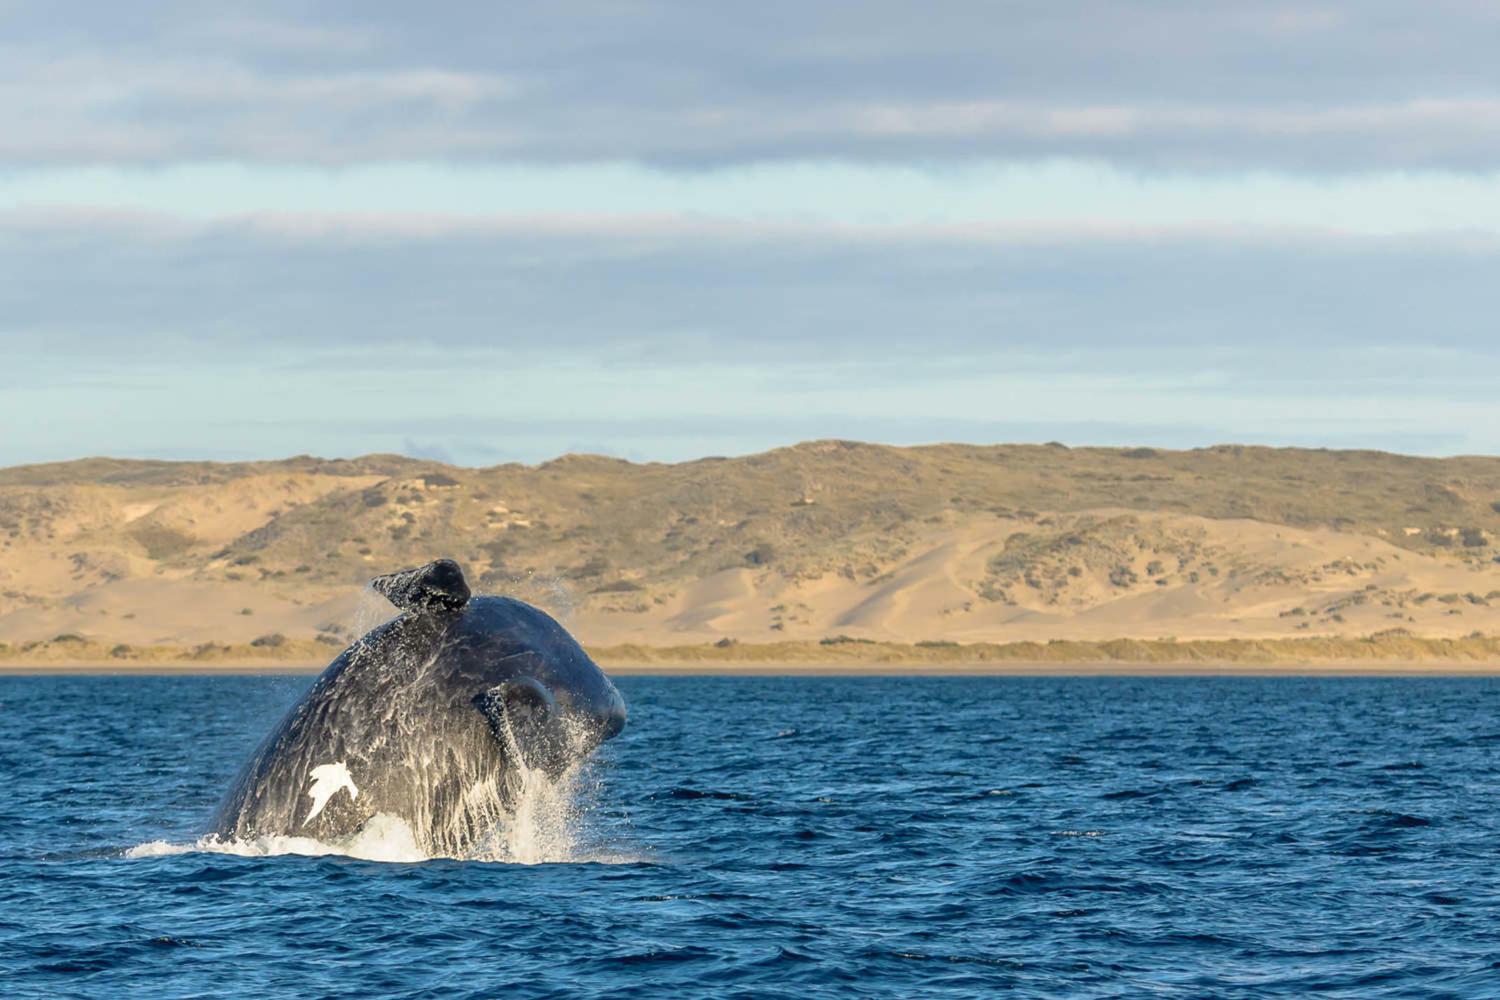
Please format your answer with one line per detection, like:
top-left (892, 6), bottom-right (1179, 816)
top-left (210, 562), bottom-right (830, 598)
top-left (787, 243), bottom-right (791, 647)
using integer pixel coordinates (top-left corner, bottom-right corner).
top-left (211, 559), bottom-right (626, 857)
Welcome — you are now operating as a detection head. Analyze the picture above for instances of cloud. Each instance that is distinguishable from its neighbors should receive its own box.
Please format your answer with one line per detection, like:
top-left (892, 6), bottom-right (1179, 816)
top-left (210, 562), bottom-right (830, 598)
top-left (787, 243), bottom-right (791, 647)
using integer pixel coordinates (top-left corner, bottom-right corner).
top-left (13, 161), bottom-right (1500, 238)
top-left (4, 209), bottom-right (1498, 464)
top-left (401, 438), bottom-right (456, 464)
top-left (3, 209), bottom-right (1499, 470)
top-left (4, 2), bottom-right (1500, 169)
top-left (4, 362), bottom-right (1497, 468)
top-left (2, 210), bottom-right (1497, 368)
top-left (7, 5), bottom-right (1499, 464)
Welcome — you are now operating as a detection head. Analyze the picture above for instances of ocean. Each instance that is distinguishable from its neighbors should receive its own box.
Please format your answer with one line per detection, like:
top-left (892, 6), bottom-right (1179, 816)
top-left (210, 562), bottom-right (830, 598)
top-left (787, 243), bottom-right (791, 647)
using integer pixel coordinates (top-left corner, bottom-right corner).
top-left (2, 674), bottom-right (1498, 998)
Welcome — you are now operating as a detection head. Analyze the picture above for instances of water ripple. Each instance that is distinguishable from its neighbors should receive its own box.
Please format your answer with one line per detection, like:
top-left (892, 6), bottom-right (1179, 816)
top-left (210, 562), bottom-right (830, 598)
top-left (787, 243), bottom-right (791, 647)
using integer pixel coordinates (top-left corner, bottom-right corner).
top-left (2, 675), bottom-right (1499, 997)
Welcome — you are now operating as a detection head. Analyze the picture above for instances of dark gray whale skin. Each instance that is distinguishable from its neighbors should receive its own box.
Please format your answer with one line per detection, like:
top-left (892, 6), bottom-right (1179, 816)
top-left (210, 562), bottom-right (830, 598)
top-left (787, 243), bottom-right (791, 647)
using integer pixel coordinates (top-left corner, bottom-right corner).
top-left (212, 560), bottom-right (626, 856)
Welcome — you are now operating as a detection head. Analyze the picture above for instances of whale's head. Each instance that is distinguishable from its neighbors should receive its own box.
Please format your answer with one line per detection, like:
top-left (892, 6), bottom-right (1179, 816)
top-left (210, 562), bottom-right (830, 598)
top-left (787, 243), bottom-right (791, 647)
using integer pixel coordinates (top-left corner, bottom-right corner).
top-left (372, 560), bottom-right (627, 778)
top-left (457, 596), bottom-right (627, 776)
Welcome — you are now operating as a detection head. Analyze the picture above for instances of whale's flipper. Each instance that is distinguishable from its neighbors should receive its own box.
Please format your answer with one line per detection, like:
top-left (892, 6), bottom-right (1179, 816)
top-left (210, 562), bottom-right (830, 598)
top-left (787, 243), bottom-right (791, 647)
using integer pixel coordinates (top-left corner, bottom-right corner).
top-left (371, 559), bottom-right (471, 612)
top-left (474, 665), bottom-right (557, 732)
top-left (473, 661), bottom-right (567, 772)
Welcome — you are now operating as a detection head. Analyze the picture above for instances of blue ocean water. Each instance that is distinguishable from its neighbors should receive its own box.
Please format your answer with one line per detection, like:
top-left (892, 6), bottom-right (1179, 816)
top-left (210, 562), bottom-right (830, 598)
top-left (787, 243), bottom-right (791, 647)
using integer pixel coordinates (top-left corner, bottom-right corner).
top-left (2, 675), bottom-right (1499, 998)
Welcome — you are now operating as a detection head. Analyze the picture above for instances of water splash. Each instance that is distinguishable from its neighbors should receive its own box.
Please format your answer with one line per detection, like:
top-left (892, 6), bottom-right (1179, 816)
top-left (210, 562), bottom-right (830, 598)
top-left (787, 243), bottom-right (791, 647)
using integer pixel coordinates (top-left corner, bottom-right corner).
top-left (127, 813), bottom-right (425, 864)
top-left (482, 758), bottom-right (591, 864)
top-left (482, 570), bottom-right (576, 624)
top-left (351, 584), bottom-right (399, 638)
top-left (127, 746), bottom-right (625, 865)
top-left (475, 712), bottom-right (602, 864)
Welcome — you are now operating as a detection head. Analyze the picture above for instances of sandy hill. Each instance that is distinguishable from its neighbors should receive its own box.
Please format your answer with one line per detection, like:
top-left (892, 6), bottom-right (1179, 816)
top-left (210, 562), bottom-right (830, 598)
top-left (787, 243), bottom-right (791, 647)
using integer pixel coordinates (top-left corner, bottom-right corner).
top-left (4, 441), bottom-right (1500, 660)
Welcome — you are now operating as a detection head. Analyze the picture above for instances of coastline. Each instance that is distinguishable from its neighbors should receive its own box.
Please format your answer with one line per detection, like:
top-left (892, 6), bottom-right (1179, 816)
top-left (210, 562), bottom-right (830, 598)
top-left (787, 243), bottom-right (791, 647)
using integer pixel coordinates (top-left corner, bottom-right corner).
top-left (7, 634), bottom-right (1500, 676)
top-left (5, 660), bottom-right (1500, 678)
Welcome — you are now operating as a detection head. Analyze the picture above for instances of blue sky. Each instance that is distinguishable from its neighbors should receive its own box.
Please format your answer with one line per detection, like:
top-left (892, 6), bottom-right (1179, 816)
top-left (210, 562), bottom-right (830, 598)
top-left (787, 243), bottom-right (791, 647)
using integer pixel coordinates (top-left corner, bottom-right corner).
top-left (3, 2), bottom-right (1499, 465)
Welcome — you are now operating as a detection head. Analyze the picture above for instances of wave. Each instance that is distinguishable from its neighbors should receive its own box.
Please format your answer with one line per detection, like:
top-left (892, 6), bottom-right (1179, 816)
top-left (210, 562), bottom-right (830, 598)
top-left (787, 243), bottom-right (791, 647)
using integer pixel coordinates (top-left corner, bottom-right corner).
top-left (127, 813), bottom-right (430, 863)
top-left (126, 813), bottom-right (646, 865)
top-left (127, 761), bottom-right (643, 865)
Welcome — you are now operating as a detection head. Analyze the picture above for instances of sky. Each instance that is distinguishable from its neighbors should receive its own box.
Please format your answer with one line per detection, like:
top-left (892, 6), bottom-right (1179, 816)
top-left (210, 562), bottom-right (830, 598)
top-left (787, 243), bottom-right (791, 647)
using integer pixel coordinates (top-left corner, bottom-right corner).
top-left (3, 2), bottom-right (1500, 466)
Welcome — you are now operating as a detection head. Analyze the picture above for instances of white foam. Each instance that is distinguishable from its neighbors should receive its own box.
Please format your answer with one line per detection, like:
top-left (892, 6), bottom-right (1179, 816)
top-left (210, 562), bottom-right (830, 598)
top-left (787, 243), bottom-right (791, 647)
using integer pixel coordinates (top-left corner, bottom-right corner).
top-left (485, 760), bottom-right (584, 864)
top-left (126, 764), bottom-right (642, 866)
top-left (127, 812), bottom-right (427, 863)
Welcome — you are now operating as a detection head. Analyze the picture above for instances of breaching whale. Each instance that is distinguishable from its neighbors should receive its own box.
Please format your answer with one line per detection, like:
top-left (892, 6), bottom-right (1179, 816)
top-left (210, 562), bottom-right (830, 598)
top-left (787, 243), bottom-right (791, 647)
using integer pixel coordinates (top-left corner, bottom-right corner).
top-left (212, 559), bottom-right (627, 857)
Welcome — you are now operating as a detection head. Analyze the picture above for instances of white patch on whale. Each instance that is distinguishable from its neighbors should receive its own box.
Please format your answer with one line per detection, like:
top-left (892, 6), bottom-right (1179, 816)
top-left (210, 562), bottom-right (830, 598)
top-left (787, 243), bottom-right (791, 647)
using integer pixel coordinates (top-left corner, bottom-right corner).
top-left (303, 762), bottom-right (359, 826)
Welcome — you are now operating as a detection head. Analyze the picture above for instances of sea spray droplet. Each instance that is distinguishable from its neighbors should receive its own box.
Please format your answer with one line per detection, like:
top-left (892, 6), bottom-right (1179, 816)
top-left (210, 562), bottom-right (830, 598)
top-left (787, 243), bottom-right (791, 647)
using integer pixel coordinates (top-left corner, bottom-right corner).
top-left (478, 715), bottom-right (603, 864)
top-left (487, 762), bottom-right (584, 864)
top-left (351, 584), bottom-right (400, 638)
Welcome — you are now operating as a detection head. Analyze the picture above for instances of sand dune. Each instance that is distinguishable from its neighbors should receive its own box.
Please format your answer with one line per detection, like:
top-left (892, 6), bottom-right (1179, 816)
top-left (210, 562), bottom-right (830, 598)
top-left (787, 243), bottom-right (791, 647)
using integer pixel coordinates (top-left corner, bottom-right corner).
top-left (572, 513), bottom-right (1500, 646)
top-left (4, 444), bottom-right (1500, 662)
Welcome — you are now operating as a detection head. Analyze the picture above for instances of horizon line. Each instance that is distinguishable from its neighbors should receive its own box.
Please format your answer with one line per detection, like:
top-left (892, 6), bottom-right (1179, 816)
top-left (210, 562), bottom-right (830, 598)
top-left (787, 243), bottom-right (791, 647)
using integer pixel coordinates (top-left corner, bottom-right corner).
top-left (4, 437), bottom-right (1490, 475)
